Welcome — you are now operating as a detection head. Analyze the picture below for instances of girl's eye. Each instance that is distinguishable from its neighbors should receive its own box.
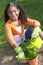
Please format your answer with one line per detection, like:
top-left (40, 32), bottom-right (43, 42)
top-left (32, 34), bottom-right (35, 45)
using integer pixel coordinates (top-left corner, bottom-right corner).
top-left (7, 11), bottom-right (11, 14)
top-left (14, 10), bottom-right (16, 12)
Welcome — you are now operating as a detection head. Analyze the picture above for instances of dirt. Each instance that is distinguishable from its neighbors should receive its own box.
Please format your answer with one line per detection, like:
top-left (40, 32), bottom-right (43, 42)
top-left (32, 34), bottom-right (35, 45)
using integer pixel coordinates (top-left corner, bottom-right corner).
top-left (0, 44), bottom-right (43, 65)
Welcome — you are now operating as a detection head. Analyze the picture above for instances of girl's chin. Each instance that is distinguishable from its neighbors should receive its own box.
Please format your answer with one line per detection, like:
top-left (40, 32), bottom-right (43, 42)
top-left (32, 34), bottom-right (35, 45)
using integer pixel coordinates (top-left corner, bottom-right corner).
top-left (11, 18), bottom-right (18, 21)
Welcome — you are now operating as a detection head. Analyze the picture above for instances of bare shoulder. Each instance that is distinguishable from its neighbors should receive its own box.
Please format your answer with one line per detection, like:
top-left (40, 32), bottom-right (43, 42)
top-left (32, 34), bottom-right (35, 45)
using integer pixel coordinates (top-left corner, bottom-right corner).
top-left (5, 22), bottom-right (11, 34)
top-left (5, 20), bottom-right (11, 28)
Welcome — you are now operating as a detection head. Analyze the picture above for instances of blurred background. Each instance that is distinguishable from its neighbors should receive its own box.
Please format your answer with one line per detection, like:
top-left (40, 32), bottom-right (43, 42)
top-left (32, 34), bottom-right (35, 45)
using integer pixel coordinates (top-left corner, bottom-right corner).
top-left (0, 0), bottom-right (43, 65)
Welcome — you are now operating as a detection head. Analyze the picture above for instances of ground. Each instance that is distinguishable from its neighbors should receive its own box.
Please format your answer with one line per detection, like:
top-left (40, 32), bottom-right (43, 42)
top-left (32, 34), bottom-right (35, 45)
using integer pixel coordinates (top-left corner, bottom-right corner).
top-left (0, 43), bottom-right (43, 65)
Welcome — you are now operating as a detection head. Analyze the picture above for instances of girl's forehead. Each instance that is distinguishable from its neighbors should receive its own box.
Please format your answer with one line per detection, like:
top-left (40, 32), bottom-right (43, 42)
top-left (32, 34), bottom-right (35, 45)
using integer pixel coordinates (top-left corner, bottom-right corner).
top-left (8, 6), bottom-right (19, 11)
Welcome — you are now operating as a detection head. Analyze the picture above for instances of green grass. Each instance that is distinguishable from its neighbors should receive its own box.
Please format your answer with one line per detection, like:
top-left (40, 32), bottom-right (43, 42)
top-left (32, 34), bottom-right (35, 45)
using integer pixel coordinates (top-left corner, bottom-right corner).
top-left (0, 0), bottom-right (43, 51)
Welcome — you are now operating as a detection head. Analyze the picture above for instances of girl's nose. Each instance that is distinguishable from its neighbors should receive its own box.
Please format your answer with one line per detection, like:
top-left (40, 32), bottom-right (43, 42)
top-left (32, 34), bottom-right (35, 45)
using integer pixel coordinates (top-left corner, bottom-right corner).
top-left (12, 12), bottom-right (15, 16)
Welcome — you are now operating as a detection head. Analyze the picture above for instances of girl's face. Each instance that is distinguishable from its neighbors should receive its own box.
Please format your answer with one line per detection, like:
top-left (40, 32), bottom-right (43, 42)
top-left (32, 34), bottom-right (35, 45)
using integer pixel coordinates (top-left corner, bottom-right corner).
top-left (7, 6), bottom-right (20, 21)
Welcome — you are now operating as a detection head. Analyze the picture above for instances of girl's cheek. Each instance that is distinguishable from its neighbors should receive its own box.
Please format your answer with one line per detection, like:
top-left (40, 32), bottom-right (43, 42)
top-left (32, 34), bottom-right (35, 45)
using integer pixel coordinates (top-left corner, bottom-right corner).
top-left (16, 11), bottom-right (19, 16)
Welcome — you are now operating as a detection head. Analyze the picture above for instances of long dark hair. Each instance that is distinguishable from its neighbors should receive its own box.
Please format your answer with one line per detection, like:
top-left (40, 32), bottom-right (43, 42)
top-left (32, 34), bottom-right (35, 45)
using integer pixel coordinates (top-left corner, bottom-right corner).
top-left (4, 2), bottom-right (27, 24)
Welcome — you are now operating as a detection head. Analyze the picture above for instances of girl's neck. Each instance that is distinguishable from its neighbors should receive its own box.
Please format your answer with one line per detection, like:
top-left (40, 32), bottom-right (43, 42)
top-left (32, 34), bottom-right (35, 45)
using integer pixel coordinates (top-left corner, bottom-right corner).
top-left (11, 19), bottom-right (21, 27)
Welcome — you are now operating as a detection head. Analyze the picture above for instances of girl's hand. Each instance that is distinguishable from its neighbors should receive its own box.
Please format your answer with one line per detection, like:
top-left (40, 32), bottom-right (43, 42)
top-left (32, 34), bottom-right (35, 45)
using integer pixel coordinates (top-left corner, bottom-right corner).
top-left (12, 43), bottom-right (19, 48)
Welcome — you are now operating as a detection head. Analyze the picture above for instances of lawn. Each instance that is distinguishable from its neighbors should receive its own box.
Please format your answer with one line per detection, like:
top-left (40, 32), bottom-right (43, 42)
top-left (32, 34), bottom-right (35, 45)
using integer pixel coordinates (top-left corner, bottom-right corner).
top-left (0, 0), bottom-right (43, 52)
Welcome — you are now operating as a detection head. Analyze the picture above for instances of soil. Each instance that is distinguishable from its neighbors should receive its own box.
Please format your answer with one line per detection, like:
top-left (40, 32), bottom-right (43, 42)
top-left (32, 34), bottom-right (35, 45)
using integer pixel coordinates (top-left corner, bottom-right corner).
top-left (0, 44), bottom-right (43, 65)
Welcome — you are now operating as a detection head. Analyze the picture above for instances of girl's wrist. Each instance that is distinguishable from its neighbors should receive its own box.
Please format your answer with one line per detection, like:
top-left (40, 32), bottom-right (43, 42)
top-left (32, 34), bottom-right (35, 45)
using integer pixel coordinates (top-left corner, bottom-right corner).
top-left (12, 43), bottom-right (18, 48)
top-left (14, 45), bottom-right (18, 48)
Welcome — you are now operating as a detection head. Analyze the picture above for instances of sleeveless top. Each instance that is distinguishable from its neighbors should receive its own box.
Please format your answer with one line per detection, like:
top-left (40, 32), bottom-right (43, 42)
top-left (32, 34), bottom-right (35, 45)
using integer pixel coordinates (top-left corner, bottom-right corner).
top-left (6, 19), bottom-right (40, 37)
top-left (6, 19), bottom-right (25, 37)
top-left (5, 19), bottom-right (40, 45)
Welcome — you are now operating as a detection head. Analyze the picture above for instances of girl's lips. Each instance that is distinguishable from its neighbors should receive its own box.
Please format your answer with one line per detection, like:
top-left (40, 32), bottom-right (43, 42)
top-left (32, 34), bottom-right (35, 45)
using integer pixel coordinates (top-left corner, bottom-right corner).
top-left (12, 16), bottom-right (16, 19)
top-left (11, 16), bottom-right (17, 21)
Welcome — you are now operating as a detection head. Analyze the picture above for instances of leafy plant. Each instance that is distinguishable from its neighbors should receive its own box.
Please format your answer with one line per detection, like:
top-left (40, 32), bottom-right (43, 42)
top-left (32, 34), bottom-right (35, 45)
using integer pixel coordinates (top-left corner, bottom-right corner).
top-left (15, 26), bottom-right (43, 60)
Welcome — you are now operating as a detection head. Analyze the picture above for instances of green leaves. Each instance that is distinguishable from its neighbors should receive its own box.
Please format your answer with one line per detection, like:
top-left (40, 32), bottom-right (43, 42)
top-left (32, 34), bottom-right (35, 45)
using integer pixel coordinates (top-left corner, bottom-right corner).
top-left (15, 41), bottom-right (37, 60)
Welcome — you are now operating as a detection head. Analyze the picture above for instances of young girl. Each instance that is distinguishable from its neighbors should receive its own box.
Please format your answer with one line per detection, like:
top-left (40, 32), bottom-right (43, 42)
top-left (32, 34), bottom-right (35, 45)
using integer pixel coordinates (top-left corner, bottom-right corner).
top-left (4, 2), bottom-right (43, 65)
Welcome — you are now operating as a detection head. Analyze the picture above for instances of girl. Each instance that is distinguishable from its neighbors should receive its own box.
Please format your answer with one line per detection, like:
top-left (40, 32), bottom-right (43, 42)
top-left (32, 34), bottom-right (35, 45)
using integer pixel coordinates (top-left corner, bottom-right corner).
top-left (4, 2), bottom-right (43, 65)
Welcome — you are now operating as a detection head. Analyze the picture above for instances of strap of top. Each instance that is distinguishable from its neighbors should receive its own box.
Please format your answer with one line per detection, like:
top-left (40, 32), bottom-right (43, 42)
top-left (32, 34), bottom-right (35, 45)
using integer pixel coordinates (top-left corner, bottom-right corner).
top-left (9, 20), bottom-right (25, 37)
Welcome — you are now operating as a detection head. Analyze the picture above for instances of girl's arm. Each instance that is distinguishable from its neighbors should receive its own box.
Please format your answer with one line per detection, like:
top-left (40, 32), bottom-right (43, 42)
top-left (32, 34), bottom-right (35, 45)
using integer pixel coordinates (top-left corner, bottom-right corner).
top-left (27, 18), bottom-right (40, 26)
top-left (5, 23), bottom-right (18, 48)
top-left (39, 30), bottom-right (43, 40)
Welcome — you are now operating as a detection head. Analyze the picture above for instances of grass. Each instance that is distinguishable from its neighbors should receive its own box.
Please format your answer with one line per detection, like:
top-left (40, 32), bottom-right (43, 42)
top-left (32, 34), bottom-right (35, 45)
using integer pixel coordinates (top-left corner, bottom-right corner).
top-left (0, 0), bottom-right (43, 52)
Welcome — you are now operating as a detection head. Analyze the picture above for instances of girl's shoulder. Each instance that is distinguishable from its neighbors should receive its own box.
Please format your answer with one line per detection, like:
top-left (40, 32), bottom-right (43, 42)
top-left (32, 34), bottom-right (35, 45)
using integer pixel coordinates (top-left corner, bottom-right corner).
top-left (5, 19), bottom-right (12, 29)
top-left (5, 19), bottom-right (12, 24)
top-left (5, 19), bottom-right (12, 25)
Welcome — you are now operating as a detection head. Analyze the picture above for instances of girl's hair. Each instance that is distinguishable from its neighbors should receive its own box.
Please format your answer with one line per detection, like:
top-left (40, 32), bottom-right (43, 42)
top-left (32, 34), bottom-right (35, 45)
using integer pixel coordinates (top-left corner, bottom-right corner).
top-left (4, 2), bottom-right (27, 24)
